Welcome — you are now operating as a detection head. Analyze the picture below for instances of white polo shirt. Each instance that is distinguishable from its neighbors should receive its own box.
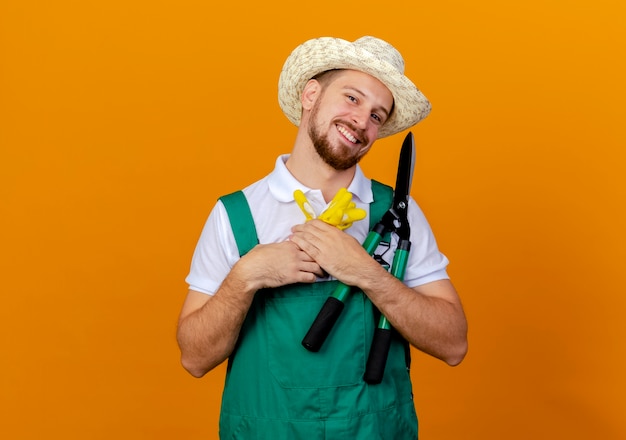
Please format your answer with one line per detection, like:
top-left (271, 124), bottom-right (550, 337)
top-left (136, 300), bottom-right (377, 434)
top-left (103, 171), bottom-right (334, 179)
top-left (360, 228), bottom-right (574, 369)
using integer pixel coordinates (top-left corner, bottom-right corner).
top-left (186, 155), bottom-right (449, 295)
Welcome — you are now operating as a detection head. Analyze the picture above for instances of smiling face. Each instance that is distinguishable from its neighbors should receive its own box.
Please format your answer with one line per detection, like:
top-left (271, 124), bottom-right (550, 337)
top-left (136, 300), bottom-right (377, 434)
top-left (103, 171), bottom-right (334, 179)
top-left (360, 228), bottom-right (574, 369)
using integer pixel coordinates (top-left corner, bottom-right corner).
top-left (304, 70), bottom-right (394, 171)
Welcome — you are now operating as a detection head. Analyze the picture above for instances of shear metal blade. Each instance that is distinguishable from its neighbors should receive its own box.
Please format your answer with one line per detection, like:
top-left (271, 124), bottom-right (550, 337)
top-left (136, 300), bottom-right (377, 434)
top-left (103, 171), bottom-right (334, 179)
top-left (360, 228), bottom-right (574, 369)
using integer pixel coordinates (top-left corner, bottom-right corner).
top-left (393, 132), bottom-right (415, 210)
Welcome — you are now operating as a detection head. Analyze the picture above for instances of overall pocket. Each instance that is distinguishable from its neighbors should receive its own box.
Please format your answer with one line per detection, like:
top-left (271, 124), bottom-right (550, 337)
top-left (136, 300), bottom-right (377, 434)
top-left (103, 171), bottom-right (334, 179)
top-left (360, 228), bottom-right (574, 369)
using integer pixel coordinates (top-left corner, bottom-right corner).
top-left (264, 282), bottom-right (370, 388)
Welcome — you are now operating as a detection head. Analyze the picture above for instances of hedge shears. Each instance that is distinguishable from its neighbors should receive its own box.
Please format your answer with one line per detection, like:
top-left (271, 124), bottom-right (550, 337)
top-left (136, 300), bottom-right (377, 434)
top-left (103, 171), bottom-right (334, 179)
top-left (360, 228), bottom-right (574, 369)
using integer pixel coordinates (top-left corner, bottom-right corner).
top-left (301, 131), bottom-right (416, 384)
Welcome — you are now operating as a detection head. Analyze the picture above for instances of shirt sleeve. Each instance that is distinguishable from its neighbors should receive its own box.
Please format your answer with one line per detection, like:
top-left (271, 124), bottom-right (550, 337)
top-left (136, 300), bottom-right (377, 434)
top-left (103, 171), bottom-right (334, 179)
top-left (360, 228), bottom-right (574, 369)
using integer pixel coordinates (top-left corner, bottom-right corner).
top-left (402, 197), bottom-right (450, 288)
top-left (185, 201), bottom-right (241, 295)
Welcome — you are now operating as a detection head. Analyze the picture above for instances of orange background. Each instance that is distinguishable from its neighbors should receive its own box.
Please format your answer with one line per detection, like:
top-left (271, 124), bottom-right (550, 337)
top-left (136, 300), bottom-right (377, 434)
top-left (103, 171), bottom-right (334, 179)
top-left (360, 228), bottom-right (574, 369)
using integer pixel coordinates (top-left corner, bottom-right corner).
top-left (1, 0), bottom-right (625, 438)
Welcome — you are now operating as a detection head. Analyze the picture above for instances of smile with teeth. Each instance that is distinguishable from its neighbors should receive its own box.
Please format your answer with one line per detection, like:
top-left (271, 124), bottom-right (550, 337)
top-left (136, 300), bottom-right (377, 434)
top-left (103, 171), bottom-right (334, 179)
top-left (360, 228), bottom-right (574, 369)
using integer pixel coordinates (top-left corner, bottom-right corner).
top-left (337, 125), bottom-right (359, 144)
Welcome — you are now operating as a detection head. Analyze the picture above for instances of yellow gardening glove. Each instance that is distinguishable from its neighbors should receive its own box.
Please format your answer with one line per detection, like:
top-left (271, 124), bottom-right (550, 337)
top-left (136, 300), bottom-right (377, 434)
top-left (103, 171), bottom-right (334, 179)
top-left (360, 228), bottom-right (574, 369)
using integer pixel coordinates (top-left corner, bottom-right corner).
top-left (294, 188), bottom-right (366, 230)
top-left (294, 189), bottom-right (316, 221)
top-left (318, 188), bottom-right (352, 224)
top-left (331, 202), bottom-right (367, 230)
top-left (318, 188), bottom-right (367, 230)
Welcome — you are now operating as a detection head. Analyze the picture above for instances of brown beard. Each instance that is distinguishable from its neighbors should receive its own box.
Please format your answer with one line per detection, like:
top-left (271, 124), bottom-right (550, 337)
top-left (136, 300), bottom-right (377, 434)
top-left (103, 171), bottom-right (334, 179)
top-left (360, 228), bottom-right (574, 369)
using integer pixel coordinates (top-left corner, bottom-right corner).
top-left (308, 97), bottom-right (370, 171)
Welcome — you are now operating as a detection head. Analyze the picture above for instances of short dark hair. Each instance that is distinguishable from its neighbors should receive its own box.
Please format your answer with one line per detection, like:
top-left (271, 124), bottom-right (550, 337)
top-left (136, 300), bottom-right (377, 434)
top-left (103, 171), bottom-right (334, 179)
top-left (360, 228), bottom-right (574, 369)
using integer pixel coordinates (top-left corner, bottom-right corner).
top-left (311, 69), bottom-right (344, 87)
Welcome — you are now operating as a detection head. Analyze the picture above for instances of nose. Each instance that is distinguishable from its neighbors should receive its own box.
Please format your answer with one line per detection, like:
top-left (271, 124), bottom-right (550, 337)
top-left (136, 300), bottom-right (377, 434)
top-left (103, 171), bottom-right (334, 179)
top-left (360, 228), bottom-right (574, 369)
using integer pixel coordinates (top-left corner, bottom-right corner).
top-left (351, 108), bottom-right (368, 129)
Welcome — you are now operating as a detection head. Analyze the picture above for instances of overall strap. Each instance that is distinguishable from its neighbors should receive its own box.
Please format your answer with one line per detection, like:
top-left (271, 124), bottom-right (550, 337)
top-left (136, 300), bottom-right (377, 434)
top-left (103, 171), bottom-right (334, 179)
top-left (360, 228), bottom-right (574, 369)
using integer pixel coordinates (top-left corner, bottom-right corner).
top-left (219, 191), bottom-right (259, 257)
top-left (370, 179), bottom-right (393, 227)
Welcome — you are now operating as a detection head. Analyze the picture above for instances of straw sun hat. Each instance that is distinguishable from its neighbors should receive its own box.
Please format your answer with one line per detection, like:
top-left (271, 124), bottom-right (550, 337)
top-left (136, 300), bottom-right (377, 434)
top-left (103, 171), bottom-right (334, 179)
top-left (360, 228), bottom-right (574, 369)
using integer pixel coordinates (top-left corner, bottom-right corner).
top-left (278, 36), bottom-right (431, 138)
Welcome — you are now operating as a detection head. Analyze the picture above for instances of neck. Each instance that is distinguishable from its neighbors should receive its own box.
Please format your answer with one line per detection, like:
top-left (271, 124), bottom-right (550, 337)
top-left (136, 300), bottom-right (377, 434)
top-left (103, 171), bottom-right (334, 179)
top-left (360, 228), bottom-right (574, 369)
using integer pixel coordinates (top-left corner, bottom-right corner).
top-left (286, 130), bottom-right (357, 203)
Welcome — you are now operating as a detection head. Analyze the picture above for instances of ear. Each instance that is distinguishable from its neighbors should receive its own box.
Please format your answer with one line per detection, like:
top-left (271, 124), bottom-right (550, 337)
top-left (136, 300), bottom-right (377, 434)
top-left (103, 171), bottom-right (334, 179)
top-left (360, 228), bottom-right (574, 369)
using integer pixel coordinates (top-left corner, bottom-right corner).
top-left (301, 79), bottom-right (321, 111)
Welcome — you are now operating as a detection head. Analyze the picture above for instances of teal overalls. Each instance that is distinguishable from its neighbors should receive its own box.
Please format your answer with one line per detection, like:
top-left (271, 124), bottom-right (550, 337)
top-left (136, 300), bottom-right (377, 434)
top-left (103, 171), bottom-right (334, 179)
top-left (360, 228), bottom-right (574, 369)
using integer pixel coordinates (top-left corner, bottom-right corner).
top-left (218, 181), bottom-right (418, 439)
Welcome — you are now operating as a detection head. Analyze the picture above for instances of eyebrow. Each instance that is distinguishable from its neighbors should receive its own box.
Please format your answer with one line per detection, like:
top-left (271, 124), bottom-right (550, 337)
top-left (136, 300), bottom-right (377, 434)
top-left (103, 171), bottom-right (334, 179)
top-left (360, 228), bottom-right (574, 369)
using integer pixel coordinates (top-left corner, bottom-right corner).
top-left (343, 86), bottom-right (392, 120)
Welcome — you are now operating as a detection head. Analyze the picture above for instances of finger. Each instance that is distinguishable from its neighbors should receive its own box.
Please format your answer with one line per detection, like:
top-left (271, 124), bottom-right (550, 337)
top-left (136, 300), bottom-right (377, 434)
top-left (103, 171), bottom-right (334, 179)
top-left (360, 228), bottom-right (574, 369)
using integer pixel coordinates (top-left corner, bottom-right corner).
top-left (297, 250), bottom-right (318, 263)
top-left (292, 270), bottom-right (317, 284)
top-left (299, 261), bottom-right (325, 278)
top-left (290, 234), bottom-right (321, 259)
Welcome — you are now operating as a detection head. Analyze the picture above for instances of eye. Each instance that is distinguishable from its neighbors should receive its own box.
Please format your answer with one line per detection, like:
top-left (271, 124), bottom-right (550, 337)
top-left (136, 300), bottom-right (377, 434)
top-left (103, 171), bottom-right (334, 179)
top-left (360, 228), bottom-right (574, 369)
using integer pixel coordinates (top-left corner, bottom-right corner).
top-left (371, 113), bottom-right (383, 124)
top-left (347, 95), bottom-right (357, 103)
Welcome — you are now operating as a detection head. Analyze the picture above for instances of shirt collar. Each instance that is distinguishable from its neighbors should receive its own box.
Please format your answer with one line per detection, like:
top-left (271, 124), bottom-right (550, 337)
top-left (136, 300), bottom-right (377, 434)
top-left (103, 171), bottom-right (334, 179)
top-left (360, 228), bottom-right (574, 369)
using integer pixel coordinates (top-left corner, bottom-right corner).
top-left (267, 154), bottom-right (373, 204)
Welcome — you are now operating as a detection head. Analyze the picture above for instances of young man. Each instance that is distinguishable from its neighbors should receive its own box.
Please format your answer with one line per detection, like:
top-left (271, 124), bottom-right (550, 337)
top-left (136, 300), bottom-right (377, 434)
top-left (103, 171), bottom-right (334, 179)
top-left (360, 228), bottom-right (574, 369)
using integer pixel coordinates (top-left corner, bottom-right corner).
top-left (177, 36), bottom-right (468, 438)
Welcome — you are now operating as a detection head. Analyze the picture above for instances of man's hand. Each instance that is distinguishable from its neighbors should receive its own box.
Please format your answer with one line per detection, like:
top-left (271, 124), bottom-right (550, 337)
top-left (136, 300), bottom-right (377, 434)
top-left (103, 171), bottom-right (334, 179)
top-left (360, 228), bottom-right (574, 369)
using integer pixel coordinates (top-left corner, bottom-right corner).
top-left (177, 239), bottom-right (325, 377)
top-left (236, 240), bottom-right (325, 291)
top-left (289, 219), bottom-right (381, 287)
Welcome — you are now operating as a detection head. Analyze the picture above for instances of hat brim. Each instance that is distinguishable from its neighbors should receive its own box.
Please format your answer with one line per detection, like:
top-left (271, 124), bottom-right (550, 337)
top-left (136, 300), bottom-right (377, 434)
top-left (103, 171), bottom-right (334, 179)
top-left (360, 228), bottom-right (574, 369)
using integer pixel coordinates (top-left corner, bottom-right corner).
top-left (278, 37), bottom-right (431, 138)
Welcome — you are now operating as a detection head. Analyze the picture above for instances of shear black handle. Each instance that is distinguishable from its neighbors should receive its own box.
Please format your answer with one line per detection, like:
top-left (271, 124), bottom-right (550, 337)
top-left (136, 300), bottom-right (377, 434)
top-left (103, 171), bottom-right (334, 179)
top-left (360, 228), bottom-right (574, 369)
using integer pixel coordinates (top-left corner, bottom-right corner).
top-left (301, 297), bottom-right (345, 352)
top-left (363, 327), bottom-right (392, 384)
